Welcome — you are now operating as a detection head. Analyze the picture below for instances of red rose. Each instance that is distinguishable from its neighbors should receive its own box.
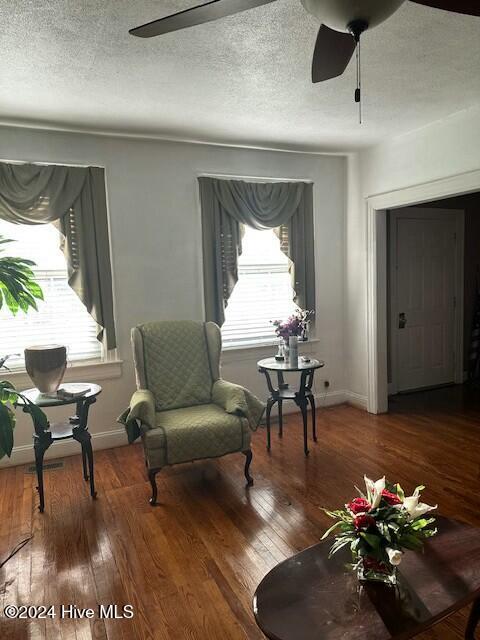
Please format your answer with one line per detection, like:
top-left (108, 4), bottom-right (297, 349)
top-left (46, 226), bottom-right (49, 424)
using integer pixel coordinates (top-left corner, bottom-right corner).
top-left (354, 514), bottom-right (376, 530)
top-left (363, 556), bottom-right (389, 573)
top-left (347, 497), bottom-right (371, 514)
top-left (381, 489), bottom-right (402, 506)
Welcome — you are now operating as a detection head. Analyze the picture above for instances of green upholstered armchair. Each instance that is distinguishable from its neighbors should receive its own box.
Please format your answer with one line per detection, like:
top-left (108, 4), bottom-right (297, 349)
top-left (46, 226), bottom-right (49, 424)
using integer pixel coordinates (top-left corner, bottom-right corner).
top-left (119, 321), bottom-right (265, 505)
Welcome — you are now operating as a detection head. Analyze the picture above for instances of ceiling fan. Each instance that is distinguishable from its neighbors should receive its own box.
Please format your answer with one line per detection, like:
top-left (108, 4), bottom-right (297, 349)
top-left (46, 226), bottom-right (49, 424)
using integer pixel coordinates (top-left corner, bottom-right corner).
top-left (130, 0), bottom-right (480, 119)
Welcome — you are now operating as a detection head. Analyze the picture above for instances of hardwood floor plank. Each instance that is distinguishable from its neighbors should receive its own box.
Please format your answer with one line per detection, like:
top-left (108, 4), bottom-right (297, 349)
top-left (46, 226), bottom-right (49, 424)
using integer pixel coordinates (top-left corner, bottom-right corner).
top-left (1, 387), bottom-right (479, 640)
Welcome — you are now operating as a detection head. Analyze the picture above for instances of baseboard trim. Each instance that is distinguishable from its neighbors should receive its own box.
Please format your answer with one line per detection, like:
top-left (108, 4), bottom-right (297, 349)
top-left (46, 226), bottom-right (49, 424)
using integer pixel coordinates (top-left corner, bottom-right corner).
top-left (265, 389), bottom-right (368, 417)
top-left (0, 427), bottom-right (127, 468)
top-left (343, 390), bottom-right (368, 410)
top-left (314, 390), bottom-right (348, 407)
top-left (1, 390), bottom-right (369, 468)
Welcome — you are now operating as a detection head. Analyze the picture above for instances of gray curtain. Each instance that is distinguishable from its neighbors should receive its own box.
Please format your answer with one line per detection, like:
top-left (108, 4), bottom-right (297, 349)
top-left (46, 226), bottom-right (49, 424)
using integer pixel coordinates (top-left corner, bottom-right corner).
top-left (0, 163), bottom-right (116, 349)
top-left (199, 176), bottom-right (315, 326)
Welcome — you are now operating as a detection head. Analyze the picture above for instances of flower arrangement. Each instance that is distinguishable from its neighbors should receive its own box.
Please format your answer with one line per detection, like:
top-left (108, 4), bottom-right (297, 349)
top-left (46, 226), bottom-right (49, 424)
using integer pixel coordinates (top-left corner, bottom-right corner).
top-left (322, 476), bottom-right (437, 585)
top-left (272, 309), bottom-right (314, 341)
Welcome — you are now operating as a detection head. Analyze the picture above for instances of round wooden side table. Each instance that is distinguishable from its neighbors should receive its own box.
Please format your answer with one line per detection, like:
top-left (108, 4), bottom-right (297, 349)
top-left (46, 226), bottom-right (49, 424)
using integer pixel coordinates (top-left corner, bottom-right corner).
top-left (257, 357), bottom-right (325, 455)
top-left (17, 382), bottom-right (102, 513)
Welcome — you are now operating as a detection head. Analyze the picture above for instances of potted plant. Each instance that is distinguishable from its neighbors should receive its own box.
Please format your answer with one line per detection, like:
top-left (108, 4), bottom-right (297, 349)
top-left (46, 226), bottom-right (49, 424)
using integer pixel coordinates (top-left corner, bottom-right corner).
top-left (0, 236), bottom-right (48, 460)
top-left (322, 475), bottom-right (437, 586)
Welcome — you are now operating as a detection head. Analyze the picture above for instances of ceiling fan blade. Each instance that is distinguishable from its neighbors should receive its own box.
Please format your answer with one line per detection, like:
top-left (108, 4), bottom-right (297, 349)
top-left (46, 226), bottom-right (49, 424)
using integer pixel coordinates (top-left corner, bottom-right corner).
top-left (130, 0), bottom-right (277, 38)
top-left (311, 25), bottom-right (356, 83)
top-left (410, 0), bottom-right (480, 16)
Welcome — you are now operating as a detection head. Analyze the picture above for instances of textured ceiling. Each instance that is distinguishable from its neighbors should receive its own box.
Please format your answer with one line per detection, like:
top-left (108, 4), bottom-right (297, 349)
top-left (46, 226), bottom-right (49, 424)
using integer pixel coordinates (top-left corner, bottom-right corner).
top-left (1, 0), bottom-right (480, 151)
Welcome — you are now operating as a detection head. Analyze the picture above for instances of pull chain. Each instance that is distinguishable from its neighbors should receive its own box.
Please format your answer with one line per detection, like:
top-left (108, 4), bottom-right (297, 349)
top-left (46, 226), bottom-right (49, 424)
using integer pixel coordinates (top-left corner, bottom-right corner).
top-left (355, 36), bottom-right (362, 124)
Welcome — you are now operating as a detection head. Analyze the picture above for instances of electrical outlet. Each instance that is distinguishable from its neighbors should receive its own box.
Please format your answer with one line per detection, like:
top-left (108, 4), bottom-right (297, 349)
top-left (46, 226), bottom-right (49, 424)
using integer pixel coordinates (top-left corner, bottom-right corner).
top-left (324, 380), bottom-right (330, 388)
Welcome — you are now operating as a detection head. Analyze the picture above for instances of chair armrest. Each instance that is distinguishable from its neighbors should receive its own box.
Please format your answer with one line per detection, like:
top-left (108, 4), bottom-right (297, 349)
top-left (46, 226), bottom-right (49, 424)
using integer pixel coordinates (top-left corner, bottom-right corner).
top-left (212, 379), bottom-right (265, 431)
top-left (118, 389), bottom-right (156, 443)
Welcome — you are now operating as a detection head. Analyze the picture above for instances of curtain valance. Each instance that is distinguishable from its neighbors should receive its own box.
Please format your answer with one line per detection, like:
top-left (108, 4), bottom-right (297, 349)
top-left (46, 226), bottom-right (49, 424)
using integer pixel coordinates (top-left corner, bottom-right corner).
top-left (199, 177), bottom-right (315, 326)
top-left (211, 179), bottom-right (305, 229)
top-left (0, 163), bottom-right (116, 349)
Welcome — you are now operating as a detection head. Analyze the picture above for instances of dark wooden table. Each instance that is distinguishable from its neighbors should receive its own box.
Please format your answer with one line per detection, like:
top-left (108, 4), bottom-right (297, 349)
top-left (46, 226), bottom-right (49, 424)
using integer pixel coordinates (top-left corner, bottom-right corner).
top-left (257, 357), bottom-right (325, 455)
top-left (17, 383), bottom-right (102, 513)
top-left (253, 516), bottom-right (480, 640)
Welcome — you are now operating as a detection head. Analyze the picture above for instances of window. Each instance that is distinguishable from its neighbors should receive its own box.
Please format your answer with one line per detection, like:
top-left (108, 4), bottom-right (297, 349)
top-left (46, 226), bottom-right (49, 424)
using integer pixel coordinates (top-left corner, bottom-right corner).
top-left (0, 220), bottom-right (102, 370)
top-left (221, 225), bottom-right (298, 348)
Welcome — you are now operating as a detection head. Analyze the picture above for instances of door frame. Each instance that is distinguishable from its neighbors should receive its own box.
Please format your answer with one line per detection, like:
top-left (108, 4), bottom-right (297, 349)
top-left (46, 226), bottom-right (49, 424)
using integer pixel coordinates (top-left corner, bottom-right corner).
top-left (366, 168), bottom-right (480, 414)
top-left (388, 208), bottom-right (464, 396)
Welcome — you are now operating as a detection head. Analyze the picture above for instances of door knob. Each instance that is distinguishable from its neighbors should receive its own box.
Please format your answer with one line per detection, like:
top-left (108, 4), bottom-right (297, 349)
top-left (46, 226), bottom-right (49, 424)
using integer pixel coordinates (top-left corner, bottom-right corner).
top-left (398, 313), bottom-right (407, 329)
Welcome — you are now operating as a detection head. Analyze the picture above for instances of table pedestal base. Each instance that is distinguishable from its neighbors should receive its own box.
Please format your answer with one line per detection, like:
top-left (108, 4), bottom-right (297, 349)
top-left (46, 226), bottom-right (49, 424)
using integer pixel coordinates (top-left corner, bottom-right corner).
top-left (261, 368), bottom-right (318, 456)
top-left (465, 597), bottom-right (480, 640)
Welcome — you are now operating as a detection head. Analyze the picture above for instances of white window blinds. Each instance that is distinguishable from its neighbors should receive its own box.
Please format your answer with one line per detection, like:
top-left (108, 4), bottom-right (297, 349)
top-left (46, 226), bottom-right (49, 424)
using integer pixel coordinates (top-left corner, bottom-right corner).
top-left (221, 226), bottom-right (298, 348)
top-left (0, 220), bottom-right (102, 370)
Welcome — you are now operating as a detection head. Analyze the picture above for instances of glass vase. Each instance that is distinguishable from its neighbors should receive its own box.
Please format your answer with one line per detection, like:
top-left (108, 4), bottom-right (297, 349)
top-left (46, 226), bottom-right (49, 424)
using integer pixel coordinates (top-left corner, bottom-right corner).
top-left (288, 335), bottom-right (298, 364)
top-left (356, 557), bottom-right (398, 587)
top-left (275, 338), bottom-right (285, 361)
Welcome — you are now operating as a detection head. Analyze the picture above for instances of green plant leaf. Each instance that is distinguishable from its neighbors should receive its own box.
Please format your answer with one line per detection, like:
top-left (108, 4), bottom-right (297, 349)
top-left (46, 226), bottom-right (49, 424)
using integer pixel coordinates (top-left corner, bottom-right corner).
top-left (321, 520), bottom-right (344, 540)
top-left (411, 517), bottom-right (436, 531)
top-left (0, 238), bottom-right (43, 315)
top-left (398, 534), bottom-right (424, 550)
top-left (354, 485), bottom-right (367, 500)
top-left (0, 402), bottom-right (14, 457)
top-left (360, 532), bottom-right (382, 550)
top-left (328, 536), bottom-right (355, 558)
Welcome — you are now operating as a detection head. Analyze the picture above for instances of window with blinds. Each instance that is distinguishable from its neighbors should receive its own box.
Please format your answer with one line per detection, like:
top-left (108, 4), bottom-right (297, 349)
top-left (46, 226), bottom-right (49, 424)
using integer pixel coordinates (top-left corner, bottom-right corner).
top-left (0, 220), bottom-right (102, 370)
top-left (221, 226), bottom-right (298, 348)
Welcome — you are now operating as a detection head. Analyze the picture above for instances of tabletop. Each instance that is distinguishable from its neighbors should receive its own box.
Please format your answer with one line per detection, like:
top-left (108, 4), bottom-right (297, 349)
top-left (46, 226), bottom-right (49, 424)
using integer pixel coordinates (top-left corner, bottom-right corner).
top-left (17, 383), bottom-right (102, 407)
top-left (257, 357), bottom-right (324, 373)
top-left (253, 516), bottom-right (480, 640)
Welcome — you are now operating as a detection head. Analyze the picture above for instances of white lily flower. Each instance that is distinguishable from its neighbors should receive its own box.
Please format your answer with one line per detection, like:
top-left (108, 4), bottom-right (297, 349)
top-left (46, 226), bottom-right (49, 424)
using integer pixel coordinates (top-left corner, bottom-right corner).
top-left (364, 475), bottom-right (386, 509)
top-left (403, 496), bottom-right (437, 519)
top-left (403, 486), bottom-right (437, 519)
top-left (386, 547), bottom-right (403, 566)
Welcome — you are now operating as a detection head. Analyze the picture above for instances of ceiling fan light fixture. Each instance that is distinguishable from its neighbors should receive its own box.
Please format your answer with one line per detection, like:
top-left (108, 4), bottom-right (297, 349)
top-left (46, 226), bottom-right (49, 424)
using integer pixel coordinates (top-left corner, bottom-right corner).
top-left (347, 19), bottom-right (369, 41)
top-left (300, 0), bottom-right (406, 33)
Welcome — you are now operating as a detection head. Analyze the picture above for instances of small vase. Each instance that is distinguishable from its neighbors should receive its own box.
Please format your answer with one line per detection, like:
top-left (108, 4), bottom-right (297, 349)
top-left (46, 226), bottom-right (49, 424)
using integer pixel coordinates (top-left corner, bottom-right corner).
top-left (357, 557), bottom-right (398, 587)
top-left (288, 335), bottom-right (298, 364)
top-left (275, 338), bottom-right (285, 361)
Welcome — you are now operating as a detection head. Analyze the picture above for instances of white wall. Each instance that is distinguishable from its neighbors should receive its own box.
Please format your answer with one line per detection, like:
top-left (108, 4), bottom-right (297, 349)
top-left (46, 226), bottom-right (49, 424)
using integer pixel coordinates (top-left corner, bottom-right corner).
top-left (0, 125), bottom-right (347, 466)
top-left (345, 153), bottom-right (367, 401)
top-left (345, 104), bottom-right (480, 400)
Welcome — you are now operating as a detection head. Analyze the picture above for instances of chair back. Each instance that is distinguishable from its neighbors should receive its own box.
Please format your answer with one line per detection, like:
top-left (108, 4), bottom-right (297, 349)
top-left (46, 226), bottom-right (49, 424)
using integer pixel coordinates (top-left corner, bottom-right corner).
top-left (131, 320), bottom-right (221, 411)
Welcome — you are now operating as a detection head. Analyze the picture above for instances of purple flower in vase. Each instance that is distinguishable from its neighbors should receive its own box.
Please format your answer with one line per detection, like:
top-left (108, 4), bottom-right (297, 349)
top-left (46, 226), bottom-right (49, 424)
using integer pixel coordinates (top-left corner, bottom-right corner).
top-left (271, 310), bottom-right (315, 340)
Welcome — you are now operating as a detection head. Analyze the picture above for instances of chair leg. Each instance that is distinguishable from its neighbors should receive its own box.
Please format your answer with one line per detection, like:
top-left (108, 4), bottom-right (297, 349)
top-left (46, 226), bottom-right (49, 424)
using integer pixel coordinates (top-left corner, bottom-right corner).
top-left (148, 469), bottom-right (160, 506)
top-left (243, 449), bottom-right (254, 486)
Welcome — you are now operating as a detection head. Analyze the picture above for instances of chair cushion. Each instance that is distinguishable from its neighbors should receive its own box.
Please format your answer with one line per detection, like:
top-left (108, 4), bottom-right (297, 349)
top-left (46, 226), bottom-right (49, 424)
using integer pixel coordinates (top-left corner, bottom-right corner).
top-left (138, 321), bottom-right (213, 411)
top-left (143, 403), bottom-right (249, 468)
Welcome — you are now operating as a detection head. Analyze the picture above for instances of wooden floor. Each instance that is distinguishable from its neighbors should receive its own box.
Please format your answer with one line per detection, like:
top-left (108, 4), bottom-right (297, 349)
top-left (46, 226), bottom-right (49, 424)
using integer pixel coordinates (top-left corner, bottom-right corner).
top-left (1, 386), bottom-right (480, 640)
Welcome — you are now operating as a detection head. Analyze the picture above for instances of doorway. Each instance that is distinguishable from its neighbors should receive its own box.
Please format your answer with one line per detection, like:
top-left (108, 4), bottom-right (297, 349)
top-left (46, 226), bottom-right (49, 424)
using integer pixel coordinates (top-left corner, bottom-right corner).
top-left (366, 170), bottom-right (480, 414)
top-left (387, 207), bottom-right (464, 395)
